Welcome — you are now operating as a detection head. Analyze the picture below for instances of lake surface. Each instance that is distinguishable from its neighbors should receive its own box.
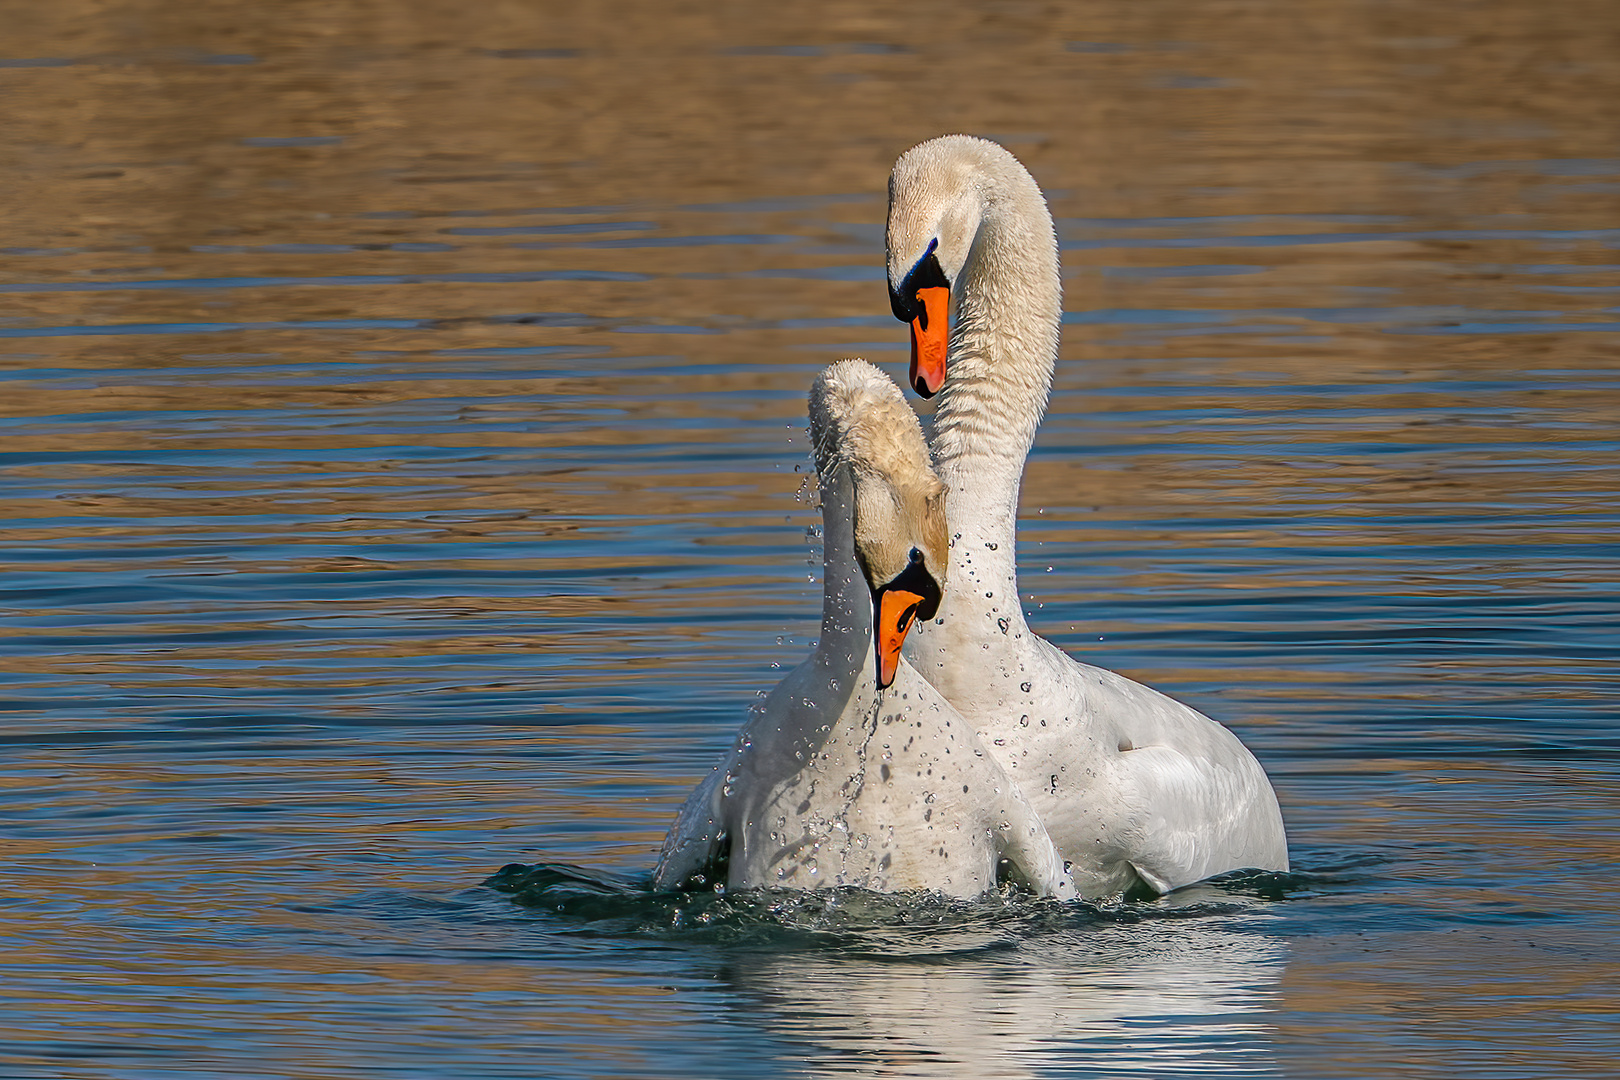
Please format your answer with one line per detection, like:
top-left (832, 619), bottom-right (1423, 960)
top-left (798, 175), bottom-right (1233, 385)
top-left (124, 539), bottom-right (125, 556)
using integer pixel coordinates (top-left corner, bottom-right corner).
top-left (3, 2), bottom-right (1617, 1077)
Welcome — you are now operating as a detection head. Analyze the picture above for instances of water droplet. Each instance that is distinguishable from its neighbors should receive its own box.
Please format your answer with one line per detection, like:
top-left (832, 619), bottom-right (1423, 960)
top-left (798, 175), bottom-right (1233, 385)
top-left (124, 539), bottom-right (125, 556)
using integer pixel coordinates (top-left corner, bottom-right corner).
top-left (1020, 681), bottom-right (1032, 693)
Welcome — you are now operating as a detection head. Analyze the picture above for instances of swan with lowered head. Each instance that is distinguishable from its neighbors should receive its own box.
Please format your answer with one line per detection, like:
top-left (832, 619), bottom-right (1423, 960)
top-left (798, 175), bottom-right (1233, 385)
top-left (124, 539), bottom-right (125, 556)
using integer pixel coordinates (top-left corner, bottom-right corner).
top-left (885, 135), bottom-right (1288, 896)
top-left (653, 359), bottom-right (1073, 900)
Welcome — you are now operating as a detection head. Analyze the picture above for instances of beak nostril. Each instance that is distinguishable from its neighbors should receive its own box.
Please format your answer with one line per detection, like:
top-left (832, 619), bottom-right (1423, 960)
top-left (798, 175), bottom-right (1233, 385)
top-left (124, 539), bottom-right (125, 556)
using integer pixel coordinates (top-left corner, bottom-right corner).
top-left (908, 285), bottom-right (949, 400)
top-left (875, 588), bottom-right (930, 690)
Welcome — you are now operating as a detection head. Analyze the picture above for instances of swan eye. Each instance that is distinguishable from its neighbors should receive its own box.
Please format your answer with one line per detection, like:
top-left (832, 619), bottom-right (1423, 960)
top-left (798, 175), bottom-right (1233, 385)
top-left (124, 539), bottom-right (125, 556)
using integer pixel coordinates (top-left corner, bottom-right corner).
top-left (908, 547), bottom-right (923, 565)
top-left (889, 239), bottom-right (951, 323)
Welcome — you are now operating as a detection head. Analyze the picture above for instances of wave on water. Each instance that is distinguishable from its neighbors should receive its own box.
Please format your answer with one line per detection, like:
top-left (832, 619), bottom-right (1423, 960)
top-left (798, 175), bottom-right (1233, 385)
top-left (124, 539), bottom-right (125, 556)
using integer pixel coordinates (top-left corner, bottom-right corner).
top-left (480, 859), bottom-right (1351, 955)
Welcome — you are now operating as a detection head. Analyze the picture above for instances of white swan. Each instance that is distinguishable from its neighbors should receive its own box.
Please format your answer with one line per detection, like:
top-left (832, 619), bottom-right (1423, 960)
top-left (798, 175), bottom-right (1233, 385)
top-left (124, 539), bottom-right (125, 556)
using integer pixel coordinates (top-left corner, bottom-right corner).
top-left (885, 135), bottom-right (1288, 896)
top-left (654, 360), bottom-right (1073, 900)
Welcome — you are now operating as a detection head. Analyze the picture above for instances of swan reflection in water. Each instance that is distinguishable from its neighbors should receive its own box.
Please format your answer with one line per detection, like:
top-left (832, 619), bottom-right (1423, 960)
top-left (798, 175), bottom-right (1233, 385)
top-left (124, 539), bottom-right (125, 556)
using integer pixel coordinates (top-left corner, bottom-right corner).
top-left (722, 928), bottom-right (1282, 1074)
top-left (493, 860), bottom-right (1286, 1077)
top-left (716, 890), bottom-right (1286, 1078)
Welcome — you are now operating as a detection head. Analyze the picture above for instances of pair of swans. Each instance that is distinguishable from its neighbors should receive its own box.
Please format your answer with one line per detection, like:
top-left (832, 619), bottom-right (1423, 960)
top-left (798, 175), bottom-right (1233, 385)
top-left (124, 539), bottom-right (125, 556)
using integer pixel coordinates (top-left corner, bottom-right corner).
top-left (655, 136), bottom-right (1288, 900)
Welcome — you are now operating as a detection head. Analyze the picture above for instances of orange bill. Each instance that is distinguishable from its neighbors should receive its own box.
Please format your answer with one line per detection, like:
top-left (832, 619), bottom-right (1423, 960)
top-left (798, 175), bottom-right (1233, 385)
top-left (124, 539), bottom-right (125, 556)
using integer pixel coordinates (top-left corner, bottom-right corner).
top-left (908, 285), bottom-right (950, 398)
top-left (875, 587), bottom-right (926, 689)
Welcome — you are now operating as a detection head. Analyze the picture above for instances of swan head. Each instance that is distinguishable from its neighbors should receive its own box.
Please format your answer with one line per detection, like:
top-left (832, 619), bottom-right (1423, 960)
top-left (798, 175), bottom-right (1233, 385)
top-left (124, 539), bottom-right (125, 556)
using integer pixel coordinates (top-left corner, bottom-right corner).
top-left (809, 360), bottom-right (949, 689)
top-left (886, 137), bottom-right (990, 397)
top-left (886, 135), bottom-right (1056, 401)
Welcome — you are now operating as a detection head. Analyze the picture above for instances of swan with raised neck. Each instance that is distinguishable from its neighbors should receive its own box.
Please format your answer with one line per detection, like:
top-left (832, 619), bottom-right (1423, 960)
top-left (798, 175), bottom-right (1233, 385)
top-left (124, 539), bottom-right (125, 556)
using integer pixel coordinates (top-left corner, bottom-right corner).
top-left (653, 359), bottom-right (1072, 900)
top-left (886, 135), bottom-right (1288, 896)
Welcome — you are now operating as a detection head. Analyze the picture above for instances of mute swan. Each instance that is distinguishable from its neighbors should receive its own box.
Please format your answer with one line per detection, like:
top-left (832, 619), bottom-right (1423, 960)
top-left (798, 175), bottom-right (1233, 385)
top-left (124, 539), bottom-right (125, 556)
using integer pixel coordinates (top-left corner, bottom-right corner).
top-left (653, 359), bottom-right (1073, 900)
top-left (885, 135), bottom-right (1288, 896)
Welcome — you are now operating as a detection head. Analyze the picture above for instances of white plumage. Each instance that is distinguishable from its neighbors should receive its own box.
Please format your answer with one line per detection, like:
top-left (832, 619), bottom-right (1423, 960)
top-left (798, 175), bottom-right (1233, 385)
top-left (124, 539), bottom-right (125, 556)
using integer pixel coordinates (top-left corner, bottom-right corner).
top-left (886, 136), bottom-right (1289, 896)
top-left (654, 360), bottom-right (1073, 900)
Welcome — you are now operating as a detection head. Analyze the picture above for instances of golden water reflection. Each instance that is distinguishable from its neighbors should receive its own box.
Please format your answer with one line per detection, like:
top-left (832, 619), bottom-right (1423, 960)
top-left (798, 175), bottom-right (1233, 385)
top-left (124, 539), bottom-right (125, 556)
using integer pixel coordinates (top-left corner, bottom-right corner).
top-left (3, 0), bottom-right (1618, 1076)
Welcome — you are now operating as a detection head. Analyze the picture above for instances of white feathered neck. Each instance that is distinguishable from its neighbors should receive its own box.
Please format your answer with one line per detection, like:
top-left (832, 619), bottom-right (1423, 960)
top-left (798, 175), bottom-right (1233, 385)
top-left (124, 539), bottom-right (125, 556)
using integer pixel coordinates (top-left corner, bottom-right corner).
top-left (887, 135), bottom-right (1061, 482)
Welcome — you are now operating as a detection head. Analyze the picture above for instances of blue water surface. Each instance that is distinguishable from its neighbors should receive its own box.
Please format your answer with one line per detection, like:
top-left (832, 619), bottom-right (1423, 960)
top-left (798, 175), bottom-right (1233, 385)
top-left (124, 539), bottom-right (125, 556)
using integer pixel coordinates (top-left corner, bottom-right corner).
top-left (3, 4), bottom-right (1618, 1078)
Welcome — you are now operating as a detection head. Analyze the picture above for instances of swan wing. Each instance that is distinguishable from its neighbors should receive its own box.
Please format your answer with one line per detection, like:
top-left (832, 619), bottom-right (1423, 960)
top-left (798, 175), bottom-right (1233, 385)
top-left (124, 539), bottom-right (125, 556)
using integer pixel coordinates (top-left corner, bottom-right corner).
top-left (1115, 742), bottom-right (1289, 892)
top-left (651, 766), bottom-right (729, 891)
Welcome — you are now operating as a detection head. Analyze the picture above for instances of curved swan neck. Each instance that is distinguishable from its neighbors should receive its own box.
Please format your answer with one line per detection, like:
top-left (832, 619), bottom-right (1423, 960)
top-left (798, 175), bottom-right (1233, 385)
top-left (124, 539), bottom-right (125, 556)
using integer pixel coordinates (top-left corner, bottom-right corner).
top-left (928, 147), bottom-right (1060, 650)
top-left (931, 152), bottom-right (1061, 482)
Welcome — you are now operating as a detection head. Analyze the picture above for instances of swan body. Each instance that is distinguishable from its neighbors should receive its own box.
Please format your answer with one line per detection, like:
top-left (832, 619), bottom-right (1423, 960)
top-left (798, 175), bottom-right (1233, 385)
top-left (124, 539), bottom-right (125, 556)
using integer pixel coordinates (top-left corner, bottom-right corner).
top-left (654, 360), bottom-right (1073, 900)
top-left (886, 136), bottom-right (1288, 896)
